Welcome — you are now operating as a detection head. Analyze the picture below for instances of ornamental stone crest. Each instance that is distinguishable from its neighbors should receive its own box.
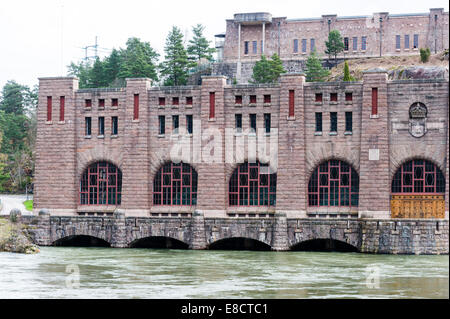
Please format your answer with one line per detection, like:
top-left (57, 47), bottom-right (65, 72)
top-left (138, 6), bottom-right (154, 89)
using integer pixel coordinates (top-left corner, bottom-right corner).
top-left (408, 102), bottom-right (427, 138)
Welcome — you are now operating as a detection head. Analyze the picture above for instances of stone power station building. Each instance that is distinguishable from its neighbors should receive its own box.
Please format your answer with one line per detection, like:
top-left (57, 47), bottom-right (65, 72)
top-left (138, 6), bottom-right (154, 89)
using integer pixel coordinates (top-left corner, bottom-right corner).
top-left (30, 9), bottom-right (449, 253)
top-left (214, 9), bottom-right (449, 82)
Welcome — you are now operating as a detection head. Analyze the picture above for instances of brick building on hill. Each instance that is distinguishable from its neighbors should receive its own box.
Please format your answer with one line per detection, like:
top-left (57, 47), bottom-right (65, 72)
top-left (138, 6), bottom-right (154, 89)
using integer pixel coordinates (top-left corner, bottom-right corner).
top-left (212, 9), bottom-right (449, 82)
top-left (34, 71), bottom-right (449, 220)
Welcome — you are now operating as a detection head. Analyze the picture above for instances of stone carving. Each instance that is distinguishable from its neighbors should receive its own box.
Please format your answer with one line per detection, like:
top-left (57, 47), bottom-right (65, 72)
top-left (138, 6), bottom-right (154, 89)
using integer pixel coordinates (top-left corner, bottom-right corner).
top-left (408, 102), bottom-right (427, 138)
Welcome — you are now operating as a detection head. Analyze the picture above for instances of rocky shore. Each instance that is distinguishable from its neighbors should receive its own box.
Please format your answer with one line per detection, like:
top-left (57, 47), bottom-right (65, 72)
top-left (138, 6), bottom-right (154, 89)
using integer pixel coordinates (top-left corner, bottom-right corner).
top-left (0, 209), bottom-right (40, 254)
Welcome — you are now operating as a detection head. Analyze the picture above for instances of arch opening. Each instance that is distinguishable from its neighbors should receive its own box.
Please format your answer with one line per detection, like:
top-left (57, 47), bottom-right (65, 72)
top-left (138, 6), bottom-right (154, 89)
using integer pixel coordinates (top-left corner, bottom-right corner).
top-left (53, 235), bottom-right (111, 247)
top-left (129, 236), bottom-right (189, 249)
top-left (291, 239), bottom-right (358, 252)
top-left (80, 161), bottom-right (122, 205)
top-left (208, 237), bottom-right (271, 251)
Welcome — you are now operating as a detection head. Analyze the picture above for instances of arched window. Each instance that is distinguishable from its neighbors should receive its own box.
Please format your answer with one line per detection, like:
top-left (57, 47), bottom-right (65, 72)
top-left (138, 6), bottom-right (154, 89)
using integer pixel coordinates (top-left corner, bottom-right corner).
top-left (392, 159), bottom-right (445, 194)
top-left (153, 162), bottom-right (198, 206)
top-left (80, 161), bottom-right (122, 205)
top-left (308, 160), bottom-right (359, 207)
top-left (229, 161), bottom-right (277, 206)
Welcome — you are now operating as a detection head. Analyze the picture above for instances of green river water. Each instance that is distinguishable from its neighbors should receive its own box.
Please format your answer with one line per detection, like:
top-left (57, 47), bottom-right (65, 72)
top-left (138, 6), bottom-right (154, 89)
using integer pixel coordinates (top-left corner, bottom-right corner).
top-left (0, 247), bottom-right (448, 298)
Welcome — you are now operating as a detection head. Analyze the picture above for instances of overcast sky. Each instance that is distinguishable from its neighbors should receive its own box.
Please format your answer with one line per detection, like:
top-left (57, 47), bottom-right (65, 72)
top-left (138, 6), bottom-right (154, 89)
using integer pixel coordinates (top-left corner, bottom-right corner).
top-left (0, 0), bottom-right (448, 89)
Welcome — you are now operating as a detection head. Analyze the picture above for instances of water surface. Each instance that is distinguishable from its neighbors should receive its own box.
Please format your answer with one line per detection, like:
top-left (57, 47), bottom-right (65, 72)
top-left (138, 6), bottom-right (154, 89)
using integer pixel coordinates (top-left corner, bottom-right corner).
top-left (0, 247), bottom-right (448, 298)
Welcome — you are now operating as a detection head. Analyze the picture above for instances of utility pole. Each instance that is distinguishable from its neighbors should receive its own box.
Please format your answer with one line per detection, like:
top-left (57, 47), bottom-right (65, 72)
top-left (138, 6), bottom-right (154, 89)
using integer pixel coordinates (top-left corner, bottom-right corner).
top-left (82, 36), bottom-right (99, 63)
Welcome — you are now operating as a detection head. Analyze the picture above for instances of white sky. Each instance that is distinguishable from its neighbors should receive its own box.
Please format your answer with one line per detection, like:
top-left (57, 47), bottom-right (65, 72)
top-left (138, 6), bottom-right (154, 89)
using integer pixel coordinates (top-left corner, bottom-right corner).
top-left (0, 0), bottom-right (448, 89)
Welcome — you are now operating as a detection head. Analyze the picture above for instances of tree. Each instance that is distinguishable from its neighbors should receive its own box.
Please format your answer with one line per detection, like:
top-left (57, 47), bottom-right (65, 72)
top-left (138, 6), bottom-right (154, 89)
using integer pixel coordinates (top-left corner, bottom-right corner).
top-left (0, 80), bottom-right (28, 115)
top-left (89, 58), bottom-right (109, 88)
top-left (343, 61), bottom-right (355, 81)
top-left (325, 30), bottom-right (345, 63)
top-left (187, 24), bottom-right (216, 65)
top-left (67, 61), bottom-right (92, 88)
top-left (160, 26), bottom-right (190, 86)
top-left (118, 37), bottom-right (159, 81)
top-left (419, 48), bottom-right (431, 63)
top-left (305, 50), bottom-right (330, 82)
top-left (251, 54), bottom-right (286, 84)
top-left (103, 49), bottom-right (122, 86)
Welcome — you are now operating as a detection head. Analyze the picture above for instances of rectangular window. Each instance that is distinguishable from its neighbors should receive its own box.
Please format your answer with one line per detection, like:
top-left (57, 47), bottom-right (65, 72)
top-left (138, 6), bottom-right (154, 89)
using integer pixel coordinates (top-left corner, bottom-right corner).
top-left (186, 96), bottom-right (193, 105)
top-left (235, 95), bottom-right (242, 104)
top-left (98, 99), bottom-right (105, 108)
top-left (172, 97), bottom-right (179, 105)
top-left (413, 34), bottom-right (419, 48)
top-left (85, 99), bottom-right (92, 108)
top-left (252, 41), bottom-right (257, 54)
top-left (315, 93), bottom-right (322, 102)
top-left (209, 92), bottom-right (215, 119)
top-left (264, 113), bottom-right (271, 133)
top-left (158, 115), bottom-right (165, 135)
top-left (249, 114), bottom-right (256, 132)
top-left (111, 98), bottom-right (118, 107)
top-left (371, 88), bottom-right (378, 115)
top-left (404, 35), bottom-right (409, 49)
top-left (47, 96), bottom-right (52, 121)
top-left (264, 94), bottom-right (271, 104)
top-left (133, 94), bottom-right (139, 120)
top-left (352, 37), bottom-right (358, 51)
top-left (330, 112), bottom-right (337, 132)
top-left (289, 90), bottom-right (295, 117)
top-left (310, 38), bottom-right (315, 52)
top-left (98, 117), bottom-right (105, 136)
top-left (330, 93), bottom-right (338, 102)
top-left (244, 41), bottom-right (249, 54)
top-left (315, 112), bottom-right (322, 132)
top-left (302, 39), bottom-right (307, 53)
top-left (293, 39), bottom-right (298, 53)
top-left (361, 36), bottom-right (367, 50)
top-left (345, 112), bottom-right (352, 132)
top-left (344, 37), bottom-right (349, 51)
top-left (85, 117), bottom-right (91, 136)
top-left (345, 92), bottom-right (353, 101)
top-left (59, 96), bottom-right (65, 121)
top-left (396, 35), bottom-right (401, 49)
top-left (159, 97), bottom-right (166, 106)
top-left (112, 116), bottom-right (118, 135)
top-left (250, 95), bottom-right (257, 104)
top-left (186, 115), bottom-right (193, 134)
top-left (235, 114), bottom-right (242, 133)
top-left (172, 115), bottom-right (179, 134)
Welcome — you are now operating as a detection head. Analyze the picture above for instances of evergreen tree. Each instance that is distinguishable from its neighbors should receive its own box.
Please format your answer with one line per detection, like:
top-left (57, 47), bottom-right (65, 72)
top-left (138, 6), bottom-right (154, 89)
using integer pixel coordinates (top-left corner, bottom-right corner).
top-left (67, 61), bottom-right (92, 88)
top-left (103, 49), bottom-right (122, 86)
top-left (251, 54), bottom-right (286, 84)
top-left (305, 50), bottom-right (330, 82)
top-left (89, 58), bottom-right (109, 88)
top-left (343, 60), bottom-right (354, 81)
top-left (187, 24), bottom-right (216, 65)
top-left (118, 37), bottom-right (159, 81)
top-left (325, 30), bottom-right (345, 63)
top-left (0, 81), bottom-right (27, 115)
top-left (160, 26), bottom-right (190, 86)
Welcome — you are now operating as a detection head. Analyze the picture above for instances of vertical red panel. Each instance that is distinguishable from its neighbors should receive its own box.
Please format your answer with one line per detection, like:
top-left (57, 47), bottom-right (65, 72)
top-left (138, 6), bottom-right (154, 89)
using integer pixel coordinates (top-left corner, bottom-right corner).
top-left (59, 96), bottom-right (65, 121)
top-left (133, 94), bottom-right (139, 120)
top-left (209, 92), bottom-right (215, 119)
top-left (47, 96), bottom-right (52, 121)
top-left (289, 90), bottom-right (295, 117)
top-left (371, 88), bottom-right (378, 115)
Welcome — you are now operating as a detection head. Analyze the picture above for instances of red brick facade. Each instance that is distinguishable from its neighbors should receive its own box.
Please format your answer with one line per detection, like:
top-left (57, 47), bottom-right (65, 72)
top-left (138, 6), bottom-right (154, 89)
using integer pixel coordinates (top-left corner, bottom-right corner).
top-left (34, 73), bottom-right (449, 219)
top-left (221, 9), bottom-right (449, 63)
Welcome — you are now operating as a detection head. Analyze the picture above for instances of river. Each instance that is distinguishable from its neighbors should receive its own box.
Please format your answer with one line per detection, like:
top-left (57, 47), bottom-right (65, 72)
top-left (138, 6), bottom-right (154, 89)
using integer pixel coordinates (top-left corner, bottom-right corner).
top-left (0, 247), bottom-right (448, 299)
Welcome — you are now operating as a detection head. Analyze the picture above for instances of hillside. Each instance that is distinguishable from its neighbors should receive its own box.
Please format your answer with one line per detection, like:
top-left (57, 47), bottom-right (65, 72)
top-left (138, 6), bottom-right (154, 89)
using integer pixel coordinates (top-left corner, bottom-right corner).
top-left (327, 50), bottom-right (449, 81)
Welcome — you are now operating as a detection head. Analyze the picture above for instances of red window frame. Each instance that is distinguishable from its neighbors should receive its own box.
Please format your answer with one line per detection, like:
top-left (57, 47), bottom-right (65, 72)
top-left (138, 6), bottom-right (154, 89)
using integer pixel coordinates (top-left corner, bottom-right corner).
top-left (209, 92), bottom-right (215, 119)
top-left (391, 159), bottom-right (445, 194)
top-left (153, 162), bottom-right (198, 206)
top-left (289, 90), bottom-right (295, 117)
top-left (80, 161), bottom-right (122, 205)
top-left (308, 160), bottom-right (359, 207)
top-left (111, 98), bottom-right (118, 107)
top-left (315, 93), bottom-right (322, 102)
top-left (250, 95), bottom-right (257, 104)
top-left (235, 95), bottom-right (242, 104)
top-left (133, 94), bottom-right (139, 120)
top-left (98, 99), bottom-right (105, 108)
top-left (345, 92), bottom-right (353, 101)
top-left (172, 97), bottom-right (179, 105)
top-left (85, 99), bottom-right (92, 108)
top-left (186, 97), bottom-right (193, 105)
top-left (47, 96), bottom-right (52, 121)
top-left (330, 93), bottom-right (338, 102)
top-left (229, 161), bottom-right (277, 206)
top-left (371, 88), bottom-right (378, 115)
top-left (264, 95), bottom-right (271, 104)
top-left (159, 97), bottom-right (166, 106)
top-left (59, 96), bottom-right (65, 121)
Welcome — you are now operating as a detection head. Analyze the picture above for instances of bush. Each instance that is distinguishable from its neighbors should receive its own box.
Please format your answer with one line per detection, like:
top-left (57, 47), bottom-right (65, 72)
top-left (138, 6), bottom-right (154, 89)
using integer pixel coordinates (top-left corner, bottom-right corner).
top-left (419, 48), bottom-right (431, 63)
